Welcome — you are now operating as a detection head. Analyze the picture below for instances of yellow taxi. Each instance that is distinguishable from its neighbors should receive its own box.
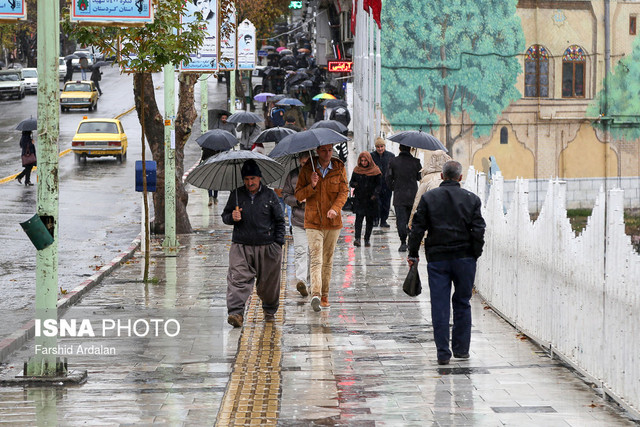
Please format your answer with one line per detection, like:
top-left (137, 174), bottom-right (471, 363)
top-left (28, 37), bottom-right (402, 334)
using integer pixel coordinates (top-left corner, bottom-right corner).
top-left (60, 80), bottom-right (99, 112)
top-left (71, 118), bottom-right (128, 163)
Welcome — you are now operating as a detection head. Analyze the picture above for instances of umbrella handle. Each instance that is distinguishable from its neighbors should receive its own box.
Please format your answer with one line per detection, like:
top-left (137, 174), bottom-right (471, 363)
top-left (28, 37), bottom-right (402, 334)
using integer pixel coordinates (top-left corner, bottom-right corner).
top-left (308, 150), bottom-right (315, 172)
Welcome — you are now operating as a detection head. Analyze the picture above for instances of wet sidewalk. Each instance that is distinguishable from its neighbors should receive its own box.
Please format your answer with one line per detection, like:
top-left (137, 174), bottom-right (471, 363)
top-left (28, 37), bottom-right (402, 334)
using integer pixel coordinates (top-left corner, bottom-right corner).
top-left (0, 188), bottom-right (636, 426)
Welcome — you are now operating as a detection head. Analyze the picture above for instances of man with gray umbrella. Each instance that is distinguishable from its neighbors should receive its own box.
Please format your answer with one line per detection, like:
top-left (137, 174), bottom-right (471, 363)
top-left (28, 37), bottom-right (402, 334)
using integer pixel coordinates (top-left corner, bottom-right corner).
top-left (222, 160), bottom-right (286, 327)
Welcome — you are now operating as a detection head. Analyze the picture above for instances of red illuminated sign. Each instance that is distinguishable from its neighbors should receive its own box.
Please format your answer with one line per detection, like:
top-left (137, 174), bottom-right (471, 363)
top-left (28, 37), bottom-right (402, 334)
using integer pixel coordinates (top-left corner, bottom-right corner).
top-left (328, 61), bottom-right (352, 73)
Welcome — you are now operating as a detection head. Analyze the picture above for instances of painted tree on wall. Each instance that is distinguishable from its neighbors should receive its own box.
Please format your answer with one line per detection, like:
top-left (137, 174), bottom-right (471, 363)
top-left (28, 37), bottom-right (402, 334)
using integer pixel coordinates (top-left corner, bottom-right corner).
top-left (587, 35), bottom-right (640, 141)
top-left (381, 0), bottom-right (525, 153)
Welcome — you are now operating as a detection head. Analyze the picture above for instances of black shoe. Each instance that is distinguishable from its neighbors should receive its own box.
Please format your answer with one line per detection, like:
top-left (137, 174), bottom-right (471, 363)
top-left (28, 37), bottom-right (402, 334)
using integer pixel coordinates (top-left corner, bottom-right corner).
top-left (453, 353), bottom-right (470, 359)
top-left (437, 359), bottom-right (450, 365)
top-left (25, 182), bottom-right (33, 186)
top-left (16, 176), bottom-right (22, 184)
top-left (380, 222), bottom-right (391, 228)
top-left (264, 312), bottom-right (275, 322)
top-left (372, 219), bottom-right (379, 227)
top-left (353, 239), bottom-right (361, 247)
top-left (398, 243), bottom-right (407, 252)
top-left (364, 241), bottom-right (371, 247)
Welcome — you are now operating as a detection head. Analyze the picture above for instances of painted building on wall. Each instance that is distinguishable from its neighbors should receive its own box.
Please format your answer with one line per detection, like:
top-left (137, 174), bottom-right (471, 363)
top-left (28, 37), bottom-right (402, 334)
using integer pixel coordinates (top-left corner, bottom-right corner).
top-left (381, 0), bottom-right (640, 183)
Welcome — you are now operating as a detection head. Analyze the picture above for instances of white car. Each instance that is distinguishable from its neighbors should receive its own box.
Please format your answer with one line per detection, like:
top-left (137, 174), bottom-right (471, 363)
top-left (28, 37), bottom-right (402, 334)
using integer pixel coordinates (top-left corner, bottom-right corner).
top-left (59, 57), bottom-right (66, 80)
top-left (21, 68), bottom-right (38, 93)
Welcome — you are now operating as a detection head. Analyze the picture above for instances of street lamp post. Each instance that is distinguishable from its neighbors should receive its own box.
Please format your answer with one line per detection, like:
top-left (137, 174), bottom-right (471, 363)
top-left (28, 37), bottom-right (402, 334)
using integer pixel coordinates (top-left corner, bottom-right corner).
top-left (162, 64), bottom-right (179, 255)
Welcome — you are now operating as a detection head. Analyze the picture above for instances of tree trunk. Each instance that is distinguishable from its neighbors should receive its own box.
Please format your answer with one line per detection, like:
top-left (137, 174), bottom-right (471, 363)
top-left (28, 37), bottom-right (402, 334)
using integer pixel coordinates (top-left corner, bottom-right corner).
top-left (133, 72), bottom-right (196, 235)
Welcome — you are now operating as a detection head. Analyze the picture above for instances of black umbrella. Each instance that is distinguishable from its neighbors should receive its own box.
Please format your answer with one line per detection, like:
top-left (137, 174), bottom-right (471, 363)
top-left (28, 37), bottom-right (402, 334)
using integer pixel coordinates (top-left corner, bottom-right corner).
top-left (253, 127), bottom-right (296, 144)
top-left (196, 129), bottom-right (238, 151)
top-left (186, 150), bottom-right (285, 206)
top-left (64, 54), bottom-right (79, 61)
top-left (279, 55), bottom-right (296, 67)
top-left (321, 99), bottom-right (347, 108)
top-left (262, 45), bottom-right (276, 51)
top-left (74, 51), bottom-right (90, 58)
top-left (268, 128), bottom-right (348, 171)
top-left (269, 94), bottom-right (286, 103)
top-left (301, 80), bottom-right (313, 87)
top-left (310, 120), bottom-right (347, 134)
top-left (15, 118), bottom-right (37, 131)
top-left (388, 130), bottom-right (448, 152)
top-left (226, 111), bottom-right (263, 124)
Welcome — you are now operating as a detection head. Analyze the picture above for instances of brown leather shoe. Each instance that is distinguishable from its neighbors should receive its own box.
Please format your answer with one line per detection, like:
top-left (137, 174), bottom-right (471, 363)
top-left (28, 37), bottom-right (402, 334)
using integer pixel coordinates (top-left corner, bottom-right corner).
top-left (227, 313), bottom-right (243, 328)
top-left (264, 312), bottom-right (275, 322)
top-left (320, 296), bottom-right (330, 308)
top-left (296, 280), bottom-right (308, 297)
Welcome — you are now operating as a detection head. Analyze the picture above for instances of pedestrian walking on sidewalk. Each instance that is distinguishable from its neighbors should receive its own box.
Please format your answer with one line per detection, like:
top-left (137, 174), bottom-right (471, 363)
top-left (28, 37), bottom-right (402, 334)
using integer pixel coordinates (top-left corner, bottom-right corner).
top-left (282, 153), bottom-right (311, 297)
top-left (16, 131), bottom-right (36, 186)
top-left (200, 147), bottom-right (220, 206)
top-left (295, 144), bottom-right (349, 312)
top-left (407, 160), bottom-right (486, 365)
top-left (370, 137), bottom-right (394, 228)
top-left (349, 151), bottom-right (381, 247)
top-left (90, 66), bottom-right (103, 95)
top-left (222, 160), bottom-right (286, 327)
top-left (386, 144), bottom-right (422, 252)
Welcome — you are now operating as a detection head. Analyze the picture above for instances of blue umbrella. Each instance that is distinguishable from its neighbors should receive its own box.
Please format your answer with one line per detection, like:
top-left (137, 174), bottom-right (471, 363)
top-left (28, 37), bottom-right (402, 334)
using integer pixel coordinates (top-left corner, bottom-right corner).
top-left (276, 98), bottom-right (305, 107)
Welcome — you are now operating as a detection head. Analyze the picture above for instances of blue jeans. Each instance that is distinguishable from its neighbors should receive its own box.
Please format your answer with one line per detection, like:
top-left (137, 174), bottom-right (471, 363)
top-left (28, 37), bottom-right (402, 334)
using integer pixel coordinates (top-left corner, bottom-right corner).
top-left (427, 257), bottom-right (476, 361)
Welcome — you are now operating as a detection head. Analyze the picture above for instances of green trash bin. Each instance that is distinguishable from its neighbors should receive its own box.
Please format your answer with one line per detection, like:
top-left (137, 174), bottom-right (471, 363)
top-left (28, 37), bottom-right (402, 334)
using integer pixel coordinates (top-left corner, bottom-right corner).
top-left (20, 214), bottom-right (54, 250)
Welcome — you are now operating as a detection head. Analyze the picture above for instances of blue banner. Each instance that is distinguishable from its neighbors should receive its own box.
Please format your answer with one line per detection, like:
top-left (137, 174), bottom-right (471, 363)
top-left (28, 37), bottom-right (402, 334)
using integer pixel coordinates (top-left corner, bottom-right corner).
top-left (71, 0), bottom-right (153, 24)
top-left (0, 0), bottom-right (26, 21)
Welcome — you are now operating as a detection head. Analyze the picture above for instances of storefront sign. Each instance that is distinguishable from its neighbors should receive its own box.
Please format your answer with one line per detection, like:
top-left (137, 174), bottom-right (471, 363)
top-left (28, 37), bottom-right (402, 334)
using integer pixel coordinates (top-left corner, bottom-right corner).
top-left (328, 61), bottom-right (352, 73)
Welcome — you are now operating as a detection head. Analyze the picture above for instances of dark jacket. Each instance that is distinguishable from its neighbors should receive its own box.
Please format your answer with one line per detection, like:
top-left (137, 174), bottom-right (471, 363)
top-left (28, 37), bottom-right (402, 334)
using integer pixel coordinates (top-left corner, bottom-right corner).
top-left (386, 151), bottom-right (421, 207)
top-left (20, 132), bottom-right (35, 156)
top-left (408, 180), bottom-right (486, 262)
top-left (282, 167), bottom-right (305, 228)
top-left (349, 172), bottom-right (381, 216)
top-left (200, 148), bottom-right (219, 163)
top-left (329, 106), bottom-right (350, 127)
top-left (222, 184), bottom-right (285, 246)
top-left (90, 68), bottom-right (101, 82)
top-left (370, 149), bottom-right (395, 191)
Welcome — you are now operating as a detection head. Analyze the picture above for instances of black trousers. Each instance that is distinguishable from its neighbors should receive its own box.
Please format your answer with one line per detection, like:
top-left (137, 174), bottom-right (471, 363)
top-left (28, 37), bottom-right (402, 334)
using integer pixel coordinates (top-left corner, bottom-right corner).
top-left (394, 204), bottom-right (412, 244)
top-left (354, 213), bottom-right (374, 241)
top-left (377, 188), bottom-right (392, 223)
top-left (17, 165), bottom-right (33, 184)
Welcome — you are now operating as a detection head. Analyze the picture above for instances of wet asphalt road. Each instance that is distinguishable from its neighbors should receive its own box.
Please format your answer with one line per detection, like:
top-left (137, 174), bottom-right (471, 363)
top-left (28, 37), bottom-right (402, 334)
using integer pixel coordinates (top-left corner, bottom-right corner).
top-left (0, 68), bottom-right (223, 343)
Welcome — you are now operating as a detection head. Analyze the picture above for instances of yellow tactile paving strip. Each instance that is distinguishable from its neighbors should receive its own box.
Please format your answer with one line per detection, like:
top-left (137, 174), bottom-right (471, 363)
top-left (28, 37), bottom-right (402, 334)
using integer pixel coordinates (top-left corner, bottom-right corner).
top-left (216, 241), bottom-right (289, 426)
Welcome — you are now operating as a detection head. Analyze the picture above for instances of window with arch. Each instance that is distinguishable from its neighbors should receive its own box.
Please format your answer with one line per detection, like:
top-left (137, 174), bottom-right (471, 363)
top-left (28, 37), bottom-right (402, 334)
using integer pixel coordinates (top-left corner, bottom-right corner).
top-left (524, 45), bottom-right (549, 98)
top-left (562, 45), bottom-right (586, 98)
top-left (500, 127), bottom-right (508, 144)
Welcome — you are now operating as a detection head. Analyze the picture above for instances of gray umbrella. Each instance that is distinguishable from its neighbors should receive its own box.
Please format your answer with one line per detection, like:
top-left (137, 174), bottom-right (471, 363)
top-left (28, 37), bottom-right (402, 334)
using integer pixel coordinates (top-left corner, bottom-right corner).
top-left (310, 120), bottom-right (347, 134)
top-left (186, 150), bottom-right (285, 193)
top-left (253, 127), bottom-right (296, 144)
top-left (196, 129), bottom-right (238, 152)
top-left (268, 128), bottom-right (348, 171)
top-left (64, 54), bottom-right (79, 61)
top-left (15, 118), bottom-right (37, 132)
top-left (226, 111), bottom-right (263, 124)
top-left (388, 130), bottom-right (448, 152)
top-left (91, 61), bottom-right (110, 69)
top-left (321, 99), bottom-right (348, 108)
top-left (269, 94), bottom-right (286, 103)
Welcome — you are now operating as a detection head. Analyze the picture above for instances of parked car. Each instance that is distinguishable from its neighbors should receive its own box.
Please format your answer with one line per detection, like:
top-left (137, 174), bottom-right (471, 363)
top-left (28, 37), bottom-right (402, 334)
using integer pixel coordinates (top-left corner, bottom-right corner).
top-left (59, 57), bottom-right (67, 80)
top-left (60, 80), bottom-right (99, 112)
top-left (0, 69), bottom-right (25, 99)
top-left (21, 68), bottom-right (38, 93)
top-left (71, 118), bottom-right (128, 163)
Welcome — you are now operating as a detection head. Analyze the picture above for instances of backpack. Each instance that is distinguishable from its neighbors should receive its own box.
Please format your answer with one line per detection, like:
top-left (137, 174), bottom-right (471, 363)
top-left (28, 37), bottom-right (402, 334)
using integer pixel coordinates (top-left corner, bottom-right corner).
top-left (270, 107), bottom-right (285, 127)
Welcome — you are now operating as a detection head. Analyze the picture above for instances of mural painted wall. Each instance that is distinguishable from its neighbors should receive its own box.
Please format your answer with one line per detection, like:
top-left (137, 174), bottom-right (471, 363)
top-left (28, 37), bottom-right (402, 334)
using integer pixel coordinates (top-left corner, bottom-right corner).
top-left (381, 0), bottom-right (640, 181)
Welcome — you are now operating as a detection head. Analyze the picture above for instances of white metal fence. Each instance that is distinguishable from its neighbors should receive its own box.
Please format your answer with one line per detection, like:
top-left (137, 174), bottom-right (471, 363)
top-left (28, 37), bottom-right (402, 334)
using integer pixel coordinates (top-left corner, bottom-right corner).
top-left (465, 169), bottom-right (640, 416)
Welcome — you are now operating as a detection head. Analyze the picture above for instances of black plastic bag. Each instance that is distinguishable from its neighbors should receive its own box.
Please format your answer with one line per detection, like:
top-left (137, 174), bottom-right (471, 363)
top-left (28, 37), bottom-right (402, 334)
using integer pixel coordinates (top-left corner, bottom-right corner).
top-left (342, 196), bottom-right (354, 212)
top-left (402, 264), bottom-right (422, 297)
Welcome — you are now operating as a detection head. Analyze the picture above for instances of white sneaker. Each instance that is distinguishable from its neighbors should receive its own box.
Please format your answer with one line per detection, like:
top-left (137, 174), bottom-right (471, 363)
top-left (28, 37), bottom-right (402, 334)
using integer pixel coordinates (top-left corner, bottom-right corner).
top-left (310, 295), bottom-right (321, 312)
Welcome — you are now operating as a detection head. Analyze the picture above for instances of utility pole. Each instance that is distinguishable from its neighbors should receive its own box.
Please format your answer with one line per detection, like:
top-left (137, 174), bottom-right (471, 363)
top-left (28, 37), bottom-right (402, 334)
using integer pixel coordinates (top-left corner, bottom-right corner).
top-left (162, 64), bottom-right (178, 255)
top-left (29, 0), bottom-right (61, 376)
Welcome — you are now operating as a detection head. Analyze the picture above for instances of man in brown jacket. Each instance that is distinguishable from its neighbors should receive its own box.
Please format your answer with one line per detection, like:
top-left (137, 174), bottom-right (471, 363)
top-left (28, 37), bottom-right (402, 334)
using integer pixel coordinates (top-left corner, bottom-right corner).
top-left (295, 144), bottom-right (349, 312)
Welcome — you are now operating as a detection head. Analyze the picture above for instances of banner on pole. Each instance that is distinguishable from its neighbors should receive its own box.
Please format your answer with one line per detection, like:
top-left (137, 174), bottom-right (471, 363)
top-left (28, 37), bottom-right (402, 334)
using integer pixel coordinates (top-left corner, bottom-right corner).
top-left (70, 0), bottom-right (154, 25)
top-left (0, 0), bottom-right (26, 21)
top-left (180, 0), bottom-right (218, 72)
top-left (237, 20), bottom-right (256, 70)
top-left (219, 4), bottom-right (236, 71)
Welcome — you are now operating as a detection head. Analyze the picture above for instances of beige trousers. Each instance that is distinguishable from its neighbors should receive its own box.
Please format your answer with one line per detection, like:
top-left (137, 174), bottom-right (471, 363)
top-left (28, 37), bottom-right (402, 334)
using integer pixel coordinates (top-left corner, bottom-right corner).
top-left (306, 228), bottom-right (341, 297)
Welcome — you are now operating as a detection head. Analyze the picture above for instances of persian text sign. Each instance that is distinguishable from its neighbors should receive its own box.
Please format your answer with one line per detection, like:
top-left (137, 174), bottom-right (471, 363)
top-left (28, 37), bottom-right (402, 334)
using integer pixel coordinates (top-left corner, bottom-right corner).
top-left (237, 20), bottom-right (256, 70)
top-left (181, 0), bottom-right (218, 72)
top-left (71, 0), bottom-right (153, 25)
top-left (328, 61), bottom-right (353, 73)
top-left (0, 0), bottom-right (26, 21)
top-left (219, 4), bottom-right (236, 71)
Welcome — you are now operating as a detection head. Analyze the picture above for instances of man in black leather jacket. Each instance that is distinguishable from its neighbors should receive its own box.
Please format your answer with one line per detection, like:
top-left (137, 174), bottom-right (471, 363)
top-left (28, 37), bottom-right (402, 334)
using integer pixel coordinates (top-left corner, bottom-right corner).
top-left (222, 160), bottom-right (285, 328)
top-left (407, 160), bottom-right (486, 366)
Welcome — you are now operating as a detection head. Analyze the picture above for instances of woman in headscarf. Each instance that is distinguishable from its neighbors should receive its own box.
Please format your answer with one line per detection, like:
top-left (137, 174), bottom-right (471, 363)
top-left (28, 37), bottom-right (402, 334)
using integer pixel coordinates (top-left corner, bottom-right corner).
top-left (408, 149), bottom-right (452, 228)
top-left (349, 151), bottom-right (382, 247)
